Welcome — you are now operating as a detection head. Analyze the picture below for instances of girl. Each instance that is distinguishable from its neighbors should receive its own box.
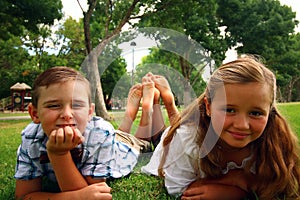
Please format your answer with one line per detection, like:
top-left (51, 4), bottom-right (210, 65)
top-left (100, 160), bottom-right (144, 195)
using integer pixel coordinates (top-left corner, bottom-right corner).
top-left (142, 56), bottom-right (300, 199)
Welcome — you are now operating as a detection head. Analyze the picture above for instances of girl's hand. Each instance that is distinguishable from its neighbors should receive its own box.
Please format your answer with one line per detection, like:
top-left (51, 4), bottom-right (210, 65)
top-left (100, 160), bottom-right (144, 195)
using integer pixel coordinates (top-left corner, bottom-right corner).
top-left (46, 126), bottom-right (84, 155)
top-left (182, 181), bottom-right (247, 200)
top-left (182, 170), bottom-right (251, 200)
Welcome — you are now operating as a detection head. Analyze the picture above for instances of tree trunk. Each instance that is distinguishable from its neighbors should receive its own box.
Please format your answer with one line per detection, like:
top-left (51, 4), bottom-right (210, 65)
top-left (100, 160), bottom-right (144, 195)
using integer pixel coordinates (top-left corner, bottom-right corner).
top-left (81, 0), bottom-right (140, 120)
top-left (82, 1), bottom-right (111, 120)
top-left (287, 76), bottom-right (300, 102)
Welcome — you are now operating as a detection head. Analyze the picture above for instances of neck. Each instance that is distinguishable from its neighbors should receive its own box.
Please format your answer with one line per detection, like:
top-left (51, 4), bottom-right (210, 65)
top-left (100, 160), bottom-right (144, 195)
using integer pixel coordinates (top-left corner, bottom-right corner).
top-left (217, 139), bottom-right (248, 152)
top-left (217, 140), bottom-right (252, 166)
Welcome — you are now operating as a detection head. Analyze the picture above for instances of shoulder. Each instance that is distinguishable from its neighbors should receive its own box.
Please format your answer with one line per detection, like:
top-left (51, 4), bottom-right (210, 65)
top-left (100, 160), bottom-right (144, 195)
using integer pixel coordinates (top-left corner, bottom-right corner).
top-left (21, 122), bottom-right (45, 141)
top-left (172, 124), bottom-right (198, 145)
top-left (84, 116), bottom-right (115, 144)
top-left (170, 124), bottom-right (199, 157)
top-left (17, 122), bottom-right (46, 162)
top-left (87, 116), bottom-right (115, 131)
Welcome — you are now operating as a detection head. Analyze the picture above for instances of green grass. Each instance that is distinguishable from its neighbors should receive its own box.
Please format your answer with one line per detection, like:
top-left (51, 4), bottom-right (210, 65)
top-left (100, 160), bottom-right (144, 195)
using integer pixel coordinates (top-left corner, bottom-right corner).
top-left (0, 112), bottom-right (29, 117)
top-left (0, 119), bottom-right (31, 200)
top-left (0, 102), bottom-right (299, 199)
top-left (277, 102), bottom-right (300, 135)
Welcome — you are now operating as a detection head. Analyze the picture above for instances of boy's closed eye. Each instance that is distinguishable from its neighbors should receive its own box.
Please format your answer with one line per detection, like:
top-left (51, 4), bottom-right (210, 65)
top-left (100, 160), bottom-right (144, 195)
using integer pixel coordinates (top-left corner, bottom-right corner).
top-left (46, 104), bottom-right (61, 109)
top-left (72, 103), bottom-right (83, 108)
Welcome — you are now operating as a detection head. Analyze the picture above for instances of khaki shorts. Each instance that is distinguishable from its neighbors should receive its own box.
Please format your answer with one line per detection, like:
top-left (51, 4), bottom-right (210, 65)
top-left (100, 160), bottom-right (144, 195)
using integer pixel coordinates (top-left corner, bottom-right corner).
top-left (114, 130), bottom-right (152, 153)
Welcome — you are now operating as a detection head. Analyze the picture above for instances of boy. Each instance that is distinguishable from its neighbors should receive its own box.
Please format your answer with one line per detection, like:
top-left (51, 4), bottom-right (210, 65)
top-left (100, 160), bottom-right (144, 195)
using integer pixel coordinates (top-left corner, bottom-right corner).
top-left (14, 67), bottom-right (178, 200)
top-left (14, 67), bottom-right (141, 200)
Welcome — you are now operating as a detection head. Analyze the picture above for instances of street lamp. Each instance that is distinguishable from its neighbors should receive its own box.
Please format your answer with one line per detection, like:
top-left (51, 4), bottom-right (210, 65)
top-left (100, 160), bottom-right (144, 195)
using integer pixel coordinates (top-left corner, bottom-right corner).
top-left (130, 41), bottom-right (136, 85)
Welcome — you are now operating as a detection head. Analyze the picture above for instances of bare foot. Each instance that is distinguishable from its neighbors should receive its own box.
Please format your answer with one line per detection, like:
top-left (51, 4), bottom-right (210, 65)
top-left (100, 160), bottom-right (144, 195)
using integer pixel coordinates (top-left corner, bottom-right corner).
top-left (118, 83), bottom-right (142, 133)
top-left (140, 76), bottom-right (155, 126)
top-left (152, 75), bottom-right (179, 125)
top-left (152, 75), bottom-right (174, 106)
top-left (134, 76), bottom-right (155, 141)
top-left (144, 72), bottom-right (160, 104)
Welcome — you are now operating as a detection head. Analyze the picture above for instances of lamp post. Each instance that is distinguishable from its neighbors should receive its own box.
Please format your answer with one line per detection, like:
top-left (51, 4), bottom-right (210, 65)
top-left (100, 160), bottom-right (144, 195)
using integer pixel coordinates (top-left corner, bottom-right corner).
top-left (130, 41), bottom-right (136, 85)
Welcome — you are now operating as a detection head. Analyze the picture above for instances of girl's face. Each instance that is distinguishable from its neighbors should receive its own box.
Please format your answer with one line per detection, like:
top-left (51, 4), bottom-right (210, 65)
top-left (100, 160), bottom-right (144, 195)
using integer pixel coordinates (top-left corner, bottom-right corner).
top-left (205, 82), bottom-right (271, 149)
top-left (29, 80), bottom-right (94, 136)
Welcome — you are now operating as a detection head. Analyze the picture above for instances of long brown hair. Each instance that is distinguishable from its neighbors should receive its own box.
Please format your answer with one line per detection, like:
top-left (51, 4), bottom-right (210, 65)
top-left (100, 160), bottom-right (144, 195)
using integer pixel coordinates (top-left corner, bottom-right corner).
top-left (158, 56), bottom-right (300, 199)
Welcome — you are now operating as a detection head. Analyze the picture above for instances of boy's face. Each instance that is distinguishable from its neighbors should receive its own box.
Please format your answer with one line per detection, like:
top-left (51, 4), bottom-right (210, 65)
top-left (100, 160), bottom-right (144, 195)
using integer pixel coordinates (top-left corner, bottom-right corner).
top-left (29, 80), bottom-right (94, 136)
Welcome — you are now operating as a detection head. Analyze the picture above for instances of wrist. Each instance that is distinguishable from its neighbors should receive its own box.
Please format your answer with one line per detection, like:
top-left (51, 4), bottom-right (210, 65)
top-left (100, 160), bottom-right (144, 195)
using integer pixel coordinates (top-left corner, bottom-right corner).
top-left (47, 150), bottom-right (71, 161)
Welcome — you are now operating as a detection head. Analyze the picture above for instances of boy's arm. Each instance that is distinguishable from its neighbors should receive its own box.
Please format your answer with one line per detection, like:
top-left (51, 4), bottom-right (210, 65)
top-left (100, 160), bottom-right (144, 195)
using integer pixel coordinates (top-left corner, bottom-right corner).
top-left (47, 152), bottom-right (88, 191)
top-left (46, 127), bottom-right (103, 191)
top-left (15, 179), bottom-right (112, 200)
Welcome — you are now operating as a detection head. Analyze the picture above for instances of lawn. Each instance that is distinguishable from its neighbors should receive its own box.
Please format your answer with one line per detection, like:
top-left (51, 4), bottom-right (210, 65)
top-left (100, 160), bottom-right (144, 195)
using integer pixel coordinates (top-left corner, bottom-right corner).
top-left (0, 102), bottom-right (299, 199)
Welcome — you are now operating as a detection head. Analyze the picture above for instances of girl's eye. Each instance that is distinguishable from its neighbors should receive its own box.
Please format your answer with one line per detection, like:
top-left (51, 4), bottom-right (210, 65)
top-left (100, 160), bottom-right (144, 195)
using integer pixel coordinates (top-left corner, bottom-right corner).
top-left (250, 111), bottom-right (263, 117)
top-left (226, 108), bottom-right (235, 113)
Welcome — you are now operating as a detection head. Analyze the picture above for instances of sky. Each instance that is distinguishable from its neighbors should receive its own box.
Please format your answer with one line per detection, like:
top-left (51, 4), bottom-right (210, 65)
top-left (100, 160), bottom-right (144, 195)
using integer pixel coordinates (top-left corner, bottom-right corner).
top-left (61, 0), bottom-right (300, 65)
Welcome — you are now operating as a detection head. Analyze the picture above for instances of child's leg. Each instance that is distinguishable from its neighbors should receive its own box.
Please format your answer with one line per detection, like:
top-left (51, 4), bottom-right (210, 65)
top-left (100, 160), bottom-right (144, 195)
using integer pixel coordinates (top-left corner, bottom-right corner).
top-left (152, 75), bottom-right (179, 126)
top-left (134, 76), bottom-right (155, 141)
top-left (151, 93), bottom-right (165, 147)
top-left (118, 83), bottom-right (142, 133)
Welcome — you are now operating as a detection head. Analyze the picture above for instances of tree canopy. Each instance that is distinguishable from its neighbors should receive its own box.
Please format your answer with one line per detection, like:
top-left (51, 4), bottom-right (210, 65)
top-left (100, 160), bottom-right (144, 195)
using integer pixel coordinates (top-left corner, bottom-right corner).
top-left (0, 0), bottom-right (299, 113)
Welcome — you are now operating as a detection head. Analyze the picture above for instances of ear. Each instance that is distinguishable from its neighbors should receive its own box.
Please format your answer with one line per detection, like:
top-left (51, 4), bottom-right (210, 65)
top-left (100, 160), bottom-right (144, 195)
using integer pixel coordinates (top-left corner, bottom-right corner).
top-left (28, 103), bottom-right (41, 123)
top-left (88, 103), bottom-right (95, 121)
top-left (203, 97), bottom-right (211, 117)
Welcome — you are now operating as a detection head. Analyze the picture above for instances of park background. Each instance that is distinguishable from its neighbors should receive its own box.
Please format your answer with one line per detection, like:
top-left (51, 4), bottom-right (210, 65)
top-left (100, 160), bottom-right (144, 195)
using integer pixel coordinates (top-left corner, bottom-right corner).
top-left (0, 0), bottom-right (300, 199)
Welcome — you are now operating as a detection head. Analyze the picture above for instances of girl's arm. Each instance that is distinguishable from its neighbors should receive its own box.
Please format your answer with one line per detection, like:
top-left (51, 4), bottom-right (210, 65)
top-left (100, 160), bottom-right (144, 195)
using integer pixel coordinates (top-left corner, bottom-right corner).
top-left (181, 181), bottom-right (247, 200)
top-left (161, 125), bottom-right (200, 196)
top-left (182, 169), bottom-right (251, 199)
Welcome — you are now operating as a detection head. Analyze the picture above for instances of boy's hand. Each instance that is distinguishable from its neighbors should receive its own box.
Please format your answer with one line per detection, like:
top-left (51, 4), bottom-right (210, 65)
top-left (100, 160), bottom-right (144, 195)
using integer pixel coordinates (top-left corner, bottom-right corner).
top-left (77, 182), bottom-right (112, 200)
top-left (46, 126), bottom-right (84, 155)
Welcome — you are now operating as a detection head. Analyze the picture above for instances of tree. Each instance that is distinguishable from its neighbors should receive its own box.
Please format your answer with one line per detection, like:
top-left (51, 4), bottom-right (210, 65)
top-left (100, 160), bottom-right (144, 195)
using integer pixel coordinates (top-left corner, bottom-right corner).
top-left (0, 0), bottom-right (63, 100)
top-left (0, 0), bottom-right (63, 40)
top-left (100, 57), bottom-right (128, 109)
top-left (79, 0), bottom-right (173, 119)
top-left (216, 0), bottom-right (299, 102)
top-left (0, 35), bottom-right (30, 98)
top-left (55, 17), bottom-right (86, 69)
top-left (134, 0), bottom-right (225, 105)
top-left (274, 33), bottom-right (300, 102)
top-left (80, 0), bottom-right (134, 119)
top-left (216, 0), bottom-right (297, 62)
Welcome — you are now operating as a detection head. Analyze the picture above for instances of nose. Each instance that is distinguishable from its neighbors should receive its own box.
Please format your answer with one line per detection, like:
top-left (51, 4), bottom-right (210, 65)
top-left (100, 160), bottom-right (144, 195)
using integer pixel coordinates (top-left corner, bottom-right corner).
top-left (60, 105), bottom-right (73, 120)
top-left (233, 114), bottom-right (250, 130)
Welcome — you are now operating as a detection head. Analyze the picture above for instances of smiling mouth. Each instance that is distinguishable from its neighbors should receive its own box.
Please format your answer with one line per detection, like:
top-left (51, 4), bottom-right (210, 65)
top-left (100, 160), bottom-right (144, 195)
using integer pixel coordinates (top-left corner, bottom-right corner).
top-left (56, 124), bottom-right (77, 128)
top-left (228, 131), bottom-right (250, 139)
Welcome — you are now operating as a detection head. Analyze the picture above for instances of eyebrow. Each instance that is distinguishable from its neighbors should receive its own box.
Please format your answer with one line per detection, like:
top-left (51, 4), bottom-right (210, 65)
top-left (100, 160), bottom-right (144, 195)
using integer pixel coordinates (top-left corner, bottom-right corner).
top-left (42, 100), bottom-right (60, 105)
top-left (42, 99), bottom-right (87, 105)
top-left (72, 99), bottom-right (88, 104)
top-left (225, 104), bottom-right (269, 112)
